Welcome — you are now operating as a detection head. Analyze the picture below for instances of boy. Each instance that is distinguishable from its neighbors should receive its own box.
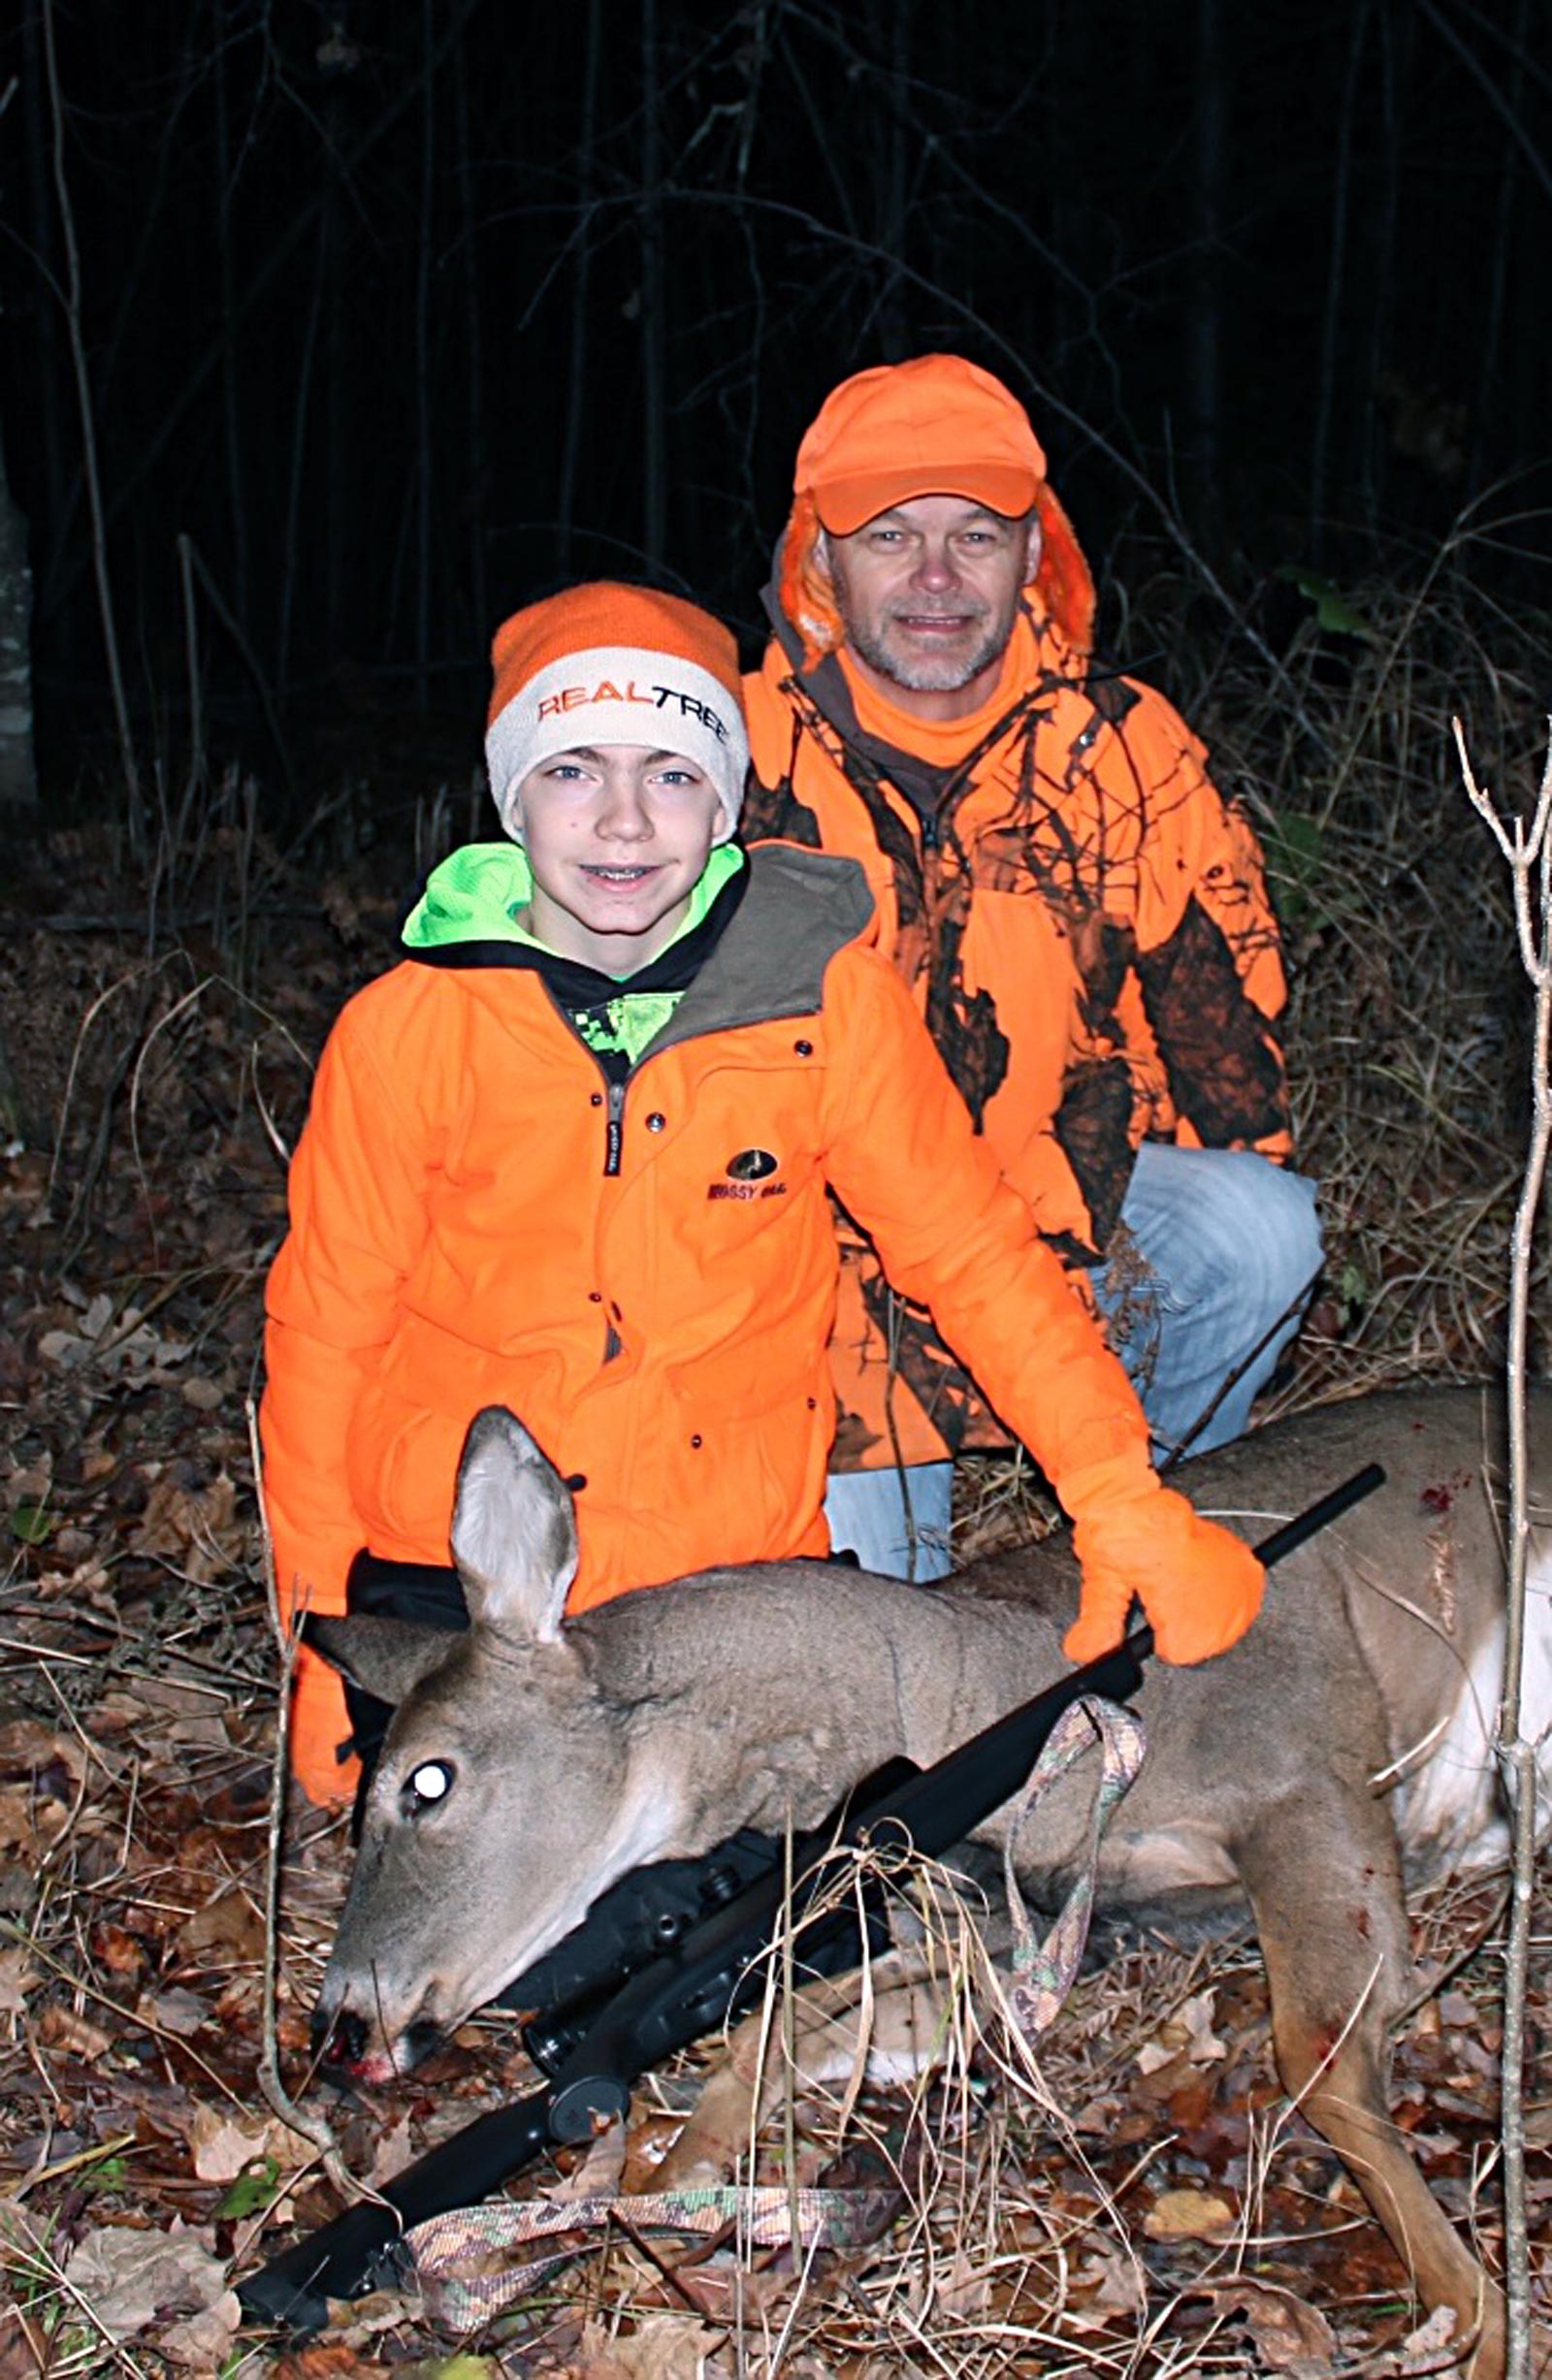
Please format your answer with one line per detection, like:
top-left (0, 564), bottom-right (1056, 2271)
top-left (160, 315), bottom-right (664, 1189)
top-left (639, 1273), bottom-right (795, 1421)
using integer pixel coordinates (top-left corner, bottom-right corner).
top-left (262, 583), bottom-right (1264, 1806)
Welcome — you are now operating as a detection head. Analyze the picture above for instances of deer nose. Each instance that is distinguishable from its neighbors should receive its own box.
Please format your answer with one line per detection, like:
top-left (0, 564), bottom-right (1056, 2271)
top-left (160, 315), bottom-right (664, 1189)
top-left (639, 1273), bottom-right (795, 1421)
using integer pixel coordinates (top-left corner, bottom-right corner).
top-left (313, 2004), bottom-right (370, 2073)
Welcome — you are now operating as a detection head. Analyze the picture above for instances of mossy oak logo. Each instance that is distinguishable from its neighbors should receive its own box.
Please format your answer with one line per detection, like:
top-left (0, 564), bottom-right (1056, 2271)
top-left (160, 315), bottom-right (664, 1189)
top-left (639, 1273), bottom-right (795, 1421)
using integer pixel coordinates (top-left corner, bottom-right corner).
top-left (708, 1147), bottom-right (786, 1201)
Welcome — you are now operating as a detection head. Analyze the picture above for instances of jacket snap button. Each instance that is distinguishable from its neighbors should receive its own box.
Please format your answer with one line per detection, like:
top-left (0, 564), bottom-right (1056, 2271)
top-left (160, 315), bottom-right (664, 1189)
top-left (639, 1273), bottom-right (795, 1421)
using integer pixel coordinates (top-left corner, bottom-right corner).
top-left (690, 1432), bottom-right (703, 1449)
top-left (646, 1111), bottom-right (666, 1132)
top-left (588, 1291), bottom-right (602, 1303)
top-left (793, 1039), bottom-right (813, 1057)
top-left (590, 1091), bottom-right (603, 1108)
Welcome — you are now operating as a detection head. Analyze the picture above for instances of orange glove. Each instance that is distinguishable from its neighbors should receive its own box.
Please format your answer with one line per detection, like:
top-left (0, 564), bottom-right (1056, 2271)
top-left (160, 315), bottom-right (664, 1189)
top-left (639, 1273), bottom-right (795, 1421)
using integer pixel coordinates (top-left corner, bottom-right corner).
top-left (1066, 1482), bottom-right (1265, 1666)
top-left (286, 1641), bottom-right (362, 1808)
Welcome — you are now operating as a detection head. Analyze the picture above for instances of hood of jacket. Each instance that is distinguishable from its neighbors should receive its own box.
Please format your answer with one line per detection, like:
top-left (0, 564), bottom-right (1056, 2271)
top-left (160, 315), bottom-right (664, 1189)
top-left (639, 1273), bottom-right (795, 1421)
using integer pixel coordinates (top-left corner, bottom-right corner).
top-left (399, 835), bottom-right (878, 1051)
top-left (402, 839), bottom-right (746, 957)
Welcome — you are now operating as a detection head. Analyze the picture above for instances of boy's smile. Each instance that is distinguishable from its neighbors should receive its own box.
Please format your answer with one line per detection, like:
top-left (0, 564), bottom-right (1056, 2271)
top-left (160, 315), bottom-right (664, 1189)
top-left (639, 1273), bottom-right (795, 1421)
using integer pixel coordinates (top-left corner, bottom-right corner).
top-left (513, 744), bottom-right (726, 974)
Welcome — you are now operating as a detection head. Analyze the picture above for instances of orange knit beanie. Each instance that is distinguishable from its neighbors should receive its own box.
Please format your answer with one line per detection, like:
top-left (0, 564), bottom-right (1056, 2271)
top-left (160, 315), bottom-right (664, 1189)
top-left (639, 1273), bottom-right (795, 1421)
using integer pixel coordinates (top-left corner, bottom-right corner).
top-left (486, 582), bottom-right (751, 839)
top-left (780, 355), bottom-right (1096, 667)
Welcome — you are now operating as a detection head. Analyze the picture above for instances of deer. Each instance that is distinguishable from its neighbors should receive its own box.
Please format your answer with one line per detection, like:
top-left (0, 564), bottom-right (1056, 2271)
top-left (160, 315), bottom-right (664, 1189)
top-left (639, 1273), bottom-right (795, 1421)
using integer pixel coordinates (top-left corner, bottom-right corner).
top-left (306, 1385), bottom-right (1552, 2375)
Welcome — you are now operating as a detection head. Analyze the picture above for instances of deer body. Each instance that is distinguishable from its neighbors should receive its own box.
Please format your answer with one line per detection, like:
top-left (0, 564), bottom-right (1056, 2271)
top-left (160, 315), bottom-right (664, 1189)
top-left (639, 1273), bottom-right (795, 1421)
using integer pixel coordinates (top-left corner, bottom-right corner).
top-left (310, 1387), bottom-right (1552, 2373)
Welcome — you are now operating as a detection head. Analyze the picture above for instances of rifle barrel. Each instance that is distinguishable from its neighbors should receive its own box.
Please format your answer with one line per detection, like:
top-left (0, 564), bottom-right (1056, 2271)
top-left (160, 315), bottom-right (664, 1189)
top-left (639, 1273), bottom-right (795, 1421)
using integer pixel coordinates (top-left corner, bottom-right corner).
top-left (1253, 1460), bottom-right (1385, 1570)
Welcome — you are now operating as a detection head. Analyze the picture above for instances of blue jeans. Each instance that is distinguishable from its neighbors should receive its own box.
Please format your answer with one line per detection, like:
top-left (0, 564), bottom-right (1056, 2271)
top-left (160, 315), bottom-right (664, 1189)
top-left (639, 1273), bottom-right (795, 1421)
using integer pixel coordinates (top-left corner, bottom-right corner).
top-left (1085, 1145), bottom-right (1322, 1461)
top-left (824, 1147), bottom-right (1322, 1578)
top-left (824, 1458), bottom-right (955, 1584)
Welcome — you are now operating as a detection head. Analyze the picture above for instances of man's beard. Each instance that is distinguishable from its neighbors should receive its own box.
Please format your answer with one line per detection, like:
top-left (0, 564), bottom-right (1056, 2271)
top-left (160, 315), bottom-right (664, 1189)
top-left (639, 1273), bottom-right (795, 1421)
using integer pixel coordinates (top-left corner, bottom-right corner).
top-left (844, 606), bottom-right (1011, 694)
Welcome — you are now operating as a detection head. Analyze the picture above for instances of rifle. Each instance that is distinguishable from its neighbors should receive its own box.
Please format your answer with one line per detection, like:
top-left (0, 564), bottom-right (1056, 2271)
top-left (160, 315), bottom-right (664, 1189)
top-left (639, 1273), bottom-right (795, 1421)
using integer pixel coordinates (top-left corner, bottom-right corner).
top-left (237, 1461), bottom-right (1383, 2335)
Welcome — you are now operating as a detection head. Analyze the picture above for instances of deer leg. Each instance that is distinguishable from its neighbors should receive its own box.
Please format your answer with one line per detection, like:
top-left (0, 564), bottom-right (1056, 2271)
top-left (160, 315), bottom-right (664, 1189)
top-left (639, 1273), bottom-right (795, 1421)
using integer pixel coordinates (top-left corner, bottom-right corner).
top-left (1236, 1789), bottom-right (1506, 2378)
top-left (661, 1947), bottom-right (943, 2188)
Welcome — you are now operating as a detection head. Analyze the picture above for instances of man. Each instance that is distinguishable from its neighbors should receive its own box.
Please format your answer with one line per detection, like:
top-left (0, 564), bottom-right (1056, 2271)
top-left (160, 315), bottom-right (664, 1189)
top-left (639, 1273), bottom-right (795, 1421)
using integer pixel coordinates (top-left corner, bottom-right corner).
top-left (743, 354), bottom-right (1321, 1579)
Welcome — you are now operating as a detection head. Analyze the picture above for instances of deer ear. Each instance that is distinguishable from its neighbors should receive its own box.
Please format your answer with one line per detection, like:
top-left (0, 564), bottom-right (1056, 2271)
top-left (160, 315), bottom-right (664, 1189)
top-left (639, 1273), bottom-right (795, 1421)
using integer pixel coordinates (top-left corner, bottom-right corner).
top-left (450, 1407), bottom-right (579, 1644)
top-left (307, 1613), bottom-right (457, 1705)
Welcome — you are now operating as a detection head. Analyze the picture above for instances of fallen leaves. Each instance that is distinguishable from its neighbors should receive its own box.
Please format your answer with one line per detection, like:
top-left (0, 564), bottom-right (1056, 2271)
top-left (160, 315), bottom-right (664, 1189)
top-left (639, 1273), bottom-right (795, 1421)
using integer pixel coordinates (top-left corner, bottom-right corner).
top-left (402, 2359), bottom-right (504, 2380)
top-left (1143, 2185), bottom-right (1237, 2241)
top-left (133, 1990), bottom-right (203, 2045)
top-left (1192, 2275), bottom-right (1340, 2372)
top-left (187, 2102), bottom-right (310, 2186)
top-left (0, 1948), bottom-right (33, 2015)
top-left (63, 2219), bottom-right (234, 2343)
top-left (1135, 1986), bottom-right (1227, 2074)
top-left (37, 1287), bottom-right (194, 1387)
top-left (131, 1467), bottom-right (245, 1583)
top-left (0, 2304), bottom-right (47, 2380)
top-left (575, 2313), bottom-right (725, 2377)
top-left (33, 2006), bottom-right (114, 2065)
top-left (0, 1718), bottom-right (92, 1786)
top-left (177, 1885), bottom-right (267, 1965)
top-left (1070, 2238), bottom-right (1148, 2318)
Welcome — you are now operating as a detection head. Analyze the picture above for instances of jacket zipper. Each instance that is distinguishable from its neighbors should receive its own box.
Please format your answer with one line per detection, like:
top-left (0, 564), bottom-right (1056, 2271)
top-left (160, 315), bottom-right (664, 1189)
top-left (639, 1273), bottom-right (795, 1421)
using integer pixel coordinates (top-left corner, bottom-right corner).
top-left (599, 1074), bottom-right (626, 1361)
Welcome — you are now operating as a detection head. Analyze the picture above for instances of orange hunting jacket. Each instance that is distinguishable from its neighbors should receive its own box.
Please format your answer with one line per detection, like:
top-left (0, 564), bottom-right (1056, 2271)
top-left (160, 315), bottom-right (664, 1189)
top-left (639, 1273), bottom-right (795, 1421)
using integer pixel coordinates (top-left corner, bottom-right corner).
top-left (261, 843), bottom-right (1156, 1634)
top-left (742, 602), bottom-right (1292, 1468)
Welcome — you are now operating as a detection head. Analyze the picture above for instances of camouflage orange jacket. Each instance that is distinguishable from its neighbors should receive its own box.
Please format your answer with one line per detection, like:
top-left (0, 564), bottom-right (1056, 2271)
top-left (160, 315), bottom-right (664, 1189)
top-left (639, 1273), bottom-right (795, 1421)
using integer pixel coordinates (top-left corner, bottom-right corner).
top-left (743, 601), bottom-right (1292, 1468)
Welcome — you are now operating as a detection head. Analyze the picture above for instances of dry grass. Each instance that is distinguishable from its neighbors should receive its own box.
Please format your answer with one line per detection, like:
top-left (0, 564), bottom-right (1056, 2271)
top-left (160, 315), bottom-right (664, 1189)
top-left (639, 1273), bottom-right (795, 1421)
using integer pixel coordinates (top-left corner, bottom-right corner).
top-left (1193, 548), bottom-right (1551, 1398)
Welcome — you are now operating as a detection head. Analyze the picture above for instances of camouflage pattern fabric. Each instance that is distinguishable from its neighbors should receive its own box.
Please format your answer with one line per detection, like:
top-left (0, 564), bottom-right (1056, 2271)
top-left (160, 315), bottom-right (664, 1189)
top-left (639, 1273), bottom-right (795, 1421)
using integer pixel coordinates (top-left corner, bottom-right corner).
top-left (1001, 1695), bottom-right (1148, 2042)
top-left (405, 2179), bottom-right (903, 2329)
top-left (744, 613), bottom-right (1292, 1466)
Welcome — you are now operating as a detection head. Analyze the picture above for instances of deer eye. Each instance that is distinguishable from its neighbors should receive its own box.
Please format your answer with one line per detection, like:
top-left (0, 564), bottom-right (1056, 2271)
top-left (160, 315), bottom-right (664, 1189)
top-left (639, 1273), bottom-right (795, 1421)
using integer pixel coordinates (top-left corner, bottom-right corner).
top-left (404, 1759), bottom-right (454, 1811)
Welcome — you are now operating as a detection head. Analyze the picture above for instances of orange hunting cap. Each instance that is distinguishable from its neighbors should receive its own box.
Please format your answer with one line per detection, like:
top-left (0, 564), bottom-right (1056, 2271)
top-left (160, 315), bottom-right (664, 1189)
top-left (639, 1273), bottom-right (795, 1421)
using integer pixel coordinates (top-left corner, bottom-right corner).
top-left (795, 354), bottom-right (1048, 534)
top-left (782, 355), bottom-right (1096, 660)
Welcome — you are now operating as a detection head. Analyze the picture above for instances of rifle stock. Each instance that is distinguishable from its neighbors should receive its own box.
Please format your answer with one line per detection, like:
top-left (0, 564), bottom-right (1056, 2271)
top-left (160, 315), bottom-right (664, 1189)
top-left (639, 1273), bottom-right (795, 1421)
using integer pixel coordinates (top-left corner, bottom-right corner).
top-left (236, 2091), bottom-right (554, 2332)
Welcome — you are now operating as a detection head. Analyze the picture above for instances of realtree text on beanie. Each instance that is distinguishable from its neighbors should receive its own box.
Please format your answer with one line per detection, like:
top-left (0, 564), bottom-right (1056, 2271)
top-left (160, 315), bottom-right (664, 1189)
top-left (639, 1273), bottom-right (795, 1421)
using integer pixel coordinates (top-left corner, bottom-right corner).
top-left (486, 582), bottom-right (751, 841)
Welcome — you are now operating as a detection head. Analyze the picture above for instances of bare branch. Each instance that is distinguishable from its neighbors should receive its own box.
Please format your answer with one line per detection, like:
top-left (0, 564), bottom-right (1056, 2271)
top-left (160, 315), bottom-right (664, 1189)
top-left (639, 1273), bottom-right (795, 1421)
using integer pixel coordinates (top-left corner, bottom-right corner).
top-left (1456, 712), bottom-right (1552, 2380)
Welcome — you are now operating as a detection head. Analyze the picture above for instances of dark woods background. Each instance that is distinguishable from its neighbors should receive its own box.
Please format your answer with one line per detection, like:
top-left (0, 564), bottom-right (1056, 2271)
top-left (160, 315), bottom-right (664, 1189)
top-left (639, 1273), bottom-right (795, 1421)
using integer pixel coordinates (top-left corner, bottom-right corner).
top-left (2, 0), bottom-right (1549, 817)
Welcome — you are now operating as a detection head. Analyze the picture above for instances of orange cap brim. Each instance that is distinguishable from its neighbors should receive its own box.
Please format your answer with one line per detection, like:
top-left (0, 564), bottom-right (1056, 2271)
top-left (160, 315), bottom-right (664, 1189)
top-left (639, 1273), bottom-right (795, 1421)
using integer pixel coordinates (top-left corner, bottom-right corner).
top-left (812, 463), bottom-right (1042, 537)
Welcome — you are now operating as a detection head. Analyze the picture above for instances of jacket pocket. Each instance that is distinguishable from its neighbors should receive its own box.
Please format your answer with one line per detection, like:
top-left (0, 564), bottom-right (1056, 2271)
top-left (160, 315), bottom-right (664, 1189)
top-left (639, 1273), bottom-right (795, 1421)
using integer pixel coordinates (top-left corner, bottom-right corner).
top-left (348, 1391), bottom-right (465, 1562)
top-left (667, 1371), bottom-right (832, 1562)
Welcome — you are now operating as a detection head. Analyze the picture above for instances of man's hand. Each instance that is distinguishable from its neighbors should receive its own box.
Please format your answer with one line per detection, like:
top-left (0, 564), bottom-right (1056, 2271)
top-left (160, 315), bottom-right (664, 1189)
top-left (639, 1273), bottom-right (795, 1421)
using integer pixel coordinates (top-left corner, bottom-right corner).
top-left (1067, 1487), bottom-right (1265, 1665)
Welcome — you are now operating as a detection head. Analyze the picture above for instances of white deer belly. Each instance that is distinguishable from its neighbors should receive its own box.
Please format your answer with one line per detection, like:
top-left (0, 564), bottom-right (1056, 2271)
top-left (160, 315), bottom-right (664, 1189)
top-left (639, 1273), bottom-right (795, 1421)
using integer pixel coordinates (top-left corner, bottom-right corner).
top-left (1393, 1531), bottom-right (1552, 1871)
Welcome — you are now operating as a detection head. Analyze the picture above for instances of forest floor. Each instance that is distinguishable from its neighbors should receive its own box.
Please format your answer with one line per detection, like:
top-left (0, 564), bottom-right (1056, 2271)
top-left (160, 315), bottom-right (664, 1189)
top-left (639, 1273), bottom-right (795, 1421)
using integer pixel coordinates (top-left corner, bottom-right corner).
top-left (0, 581), bottom-right (1549, 2377)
